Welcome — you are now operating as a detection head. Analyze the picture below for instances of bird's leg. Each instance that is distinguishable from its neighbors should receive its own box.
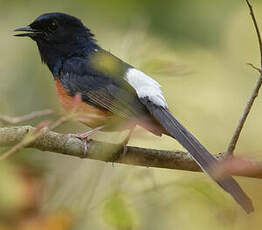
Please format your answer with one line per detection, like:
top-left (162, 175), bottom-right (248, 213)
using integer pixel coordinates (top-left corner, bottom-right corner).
top-left (69, 125), bottom-right (104, 157)
top-left (122, 126), bottom-right (135, 156)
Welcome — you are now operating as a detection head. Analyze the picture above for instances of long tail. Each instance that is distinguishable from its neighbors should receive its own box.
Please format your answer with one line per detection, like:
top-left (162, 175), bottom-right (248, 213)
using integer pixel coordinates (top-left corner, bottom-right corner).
top-left (142, 102), bottom-right (254, 213)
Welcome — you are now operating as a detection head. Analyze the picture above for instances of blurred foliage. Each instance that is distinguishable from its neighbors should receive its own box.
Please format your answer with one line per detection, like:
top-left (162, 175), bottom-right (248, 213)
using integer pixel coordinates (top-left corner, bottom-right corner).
top-left (103, 192), bottom-right (135, 230)
top-left (1, 0), bottom-right (262, 229)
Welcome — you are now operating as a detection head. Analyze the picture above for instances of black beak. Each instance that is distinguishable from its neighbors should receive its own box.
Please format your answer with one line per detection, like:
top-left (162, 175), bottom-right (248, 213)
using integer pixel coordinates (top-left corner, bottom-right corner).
top-left (14, 25), bottom-right (40, 37)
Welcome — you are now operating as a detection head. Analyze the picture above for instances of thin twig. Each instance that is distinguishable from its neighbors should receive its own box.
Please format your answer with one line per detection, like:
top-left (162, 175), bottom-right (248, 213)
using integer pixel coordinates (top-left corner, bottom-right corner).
top-left (226, 0), bottom-right (262, 155)
top-left (0, 109), bottom-right (53, 125)
top-left (0, 109), bottom-right (76, 161)
top-left (246, 0), bottom-right (262, 67)
top-left (247, 63), bottom-right (262, 74)
top-left (0, 115), bottom-right (67, 160)
top-left (0, 94), bottom-right (83, 160)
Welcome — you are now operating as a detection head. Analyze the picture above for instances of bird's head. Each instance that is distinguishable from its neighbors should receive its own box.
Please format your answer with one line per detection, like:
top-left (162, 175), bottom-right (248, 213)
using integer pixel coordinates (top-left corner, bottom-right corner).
top-left (14, 12), bottom-right (94, 43)
top-left (14, 12), bottom-right (98, 75)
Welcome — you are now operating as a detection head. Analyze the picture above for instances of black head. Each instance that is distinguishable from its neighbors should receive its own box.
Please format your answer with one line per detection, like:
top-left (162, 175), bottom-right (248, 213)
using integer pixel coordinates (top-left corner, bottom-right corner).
top-left (14, 12), bottom-right (99, 76)
top-left (14, 12), bottom-right (94, 43)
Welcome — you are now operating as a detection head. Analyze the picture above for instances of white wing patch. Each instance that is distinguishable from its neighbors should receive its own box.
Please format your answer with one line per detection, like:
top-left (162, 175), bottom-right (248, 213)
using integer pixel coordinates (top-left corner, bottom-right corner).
top-left (124, 68), bottom-right (168, 108)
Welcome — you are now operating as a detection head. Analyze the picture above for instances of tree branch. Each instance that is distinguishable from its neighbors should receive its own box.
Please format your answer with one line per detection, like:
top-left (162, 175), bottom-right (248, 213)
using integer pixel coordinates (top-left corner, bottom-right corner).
top-left (246, 0), bottom-right (262, 66)
top-left (226, 0), bottom-right (262, 156)
top-left (0, 109), bottom-right (53, 125)
top-left (0, 126), bottom-right (261, 178)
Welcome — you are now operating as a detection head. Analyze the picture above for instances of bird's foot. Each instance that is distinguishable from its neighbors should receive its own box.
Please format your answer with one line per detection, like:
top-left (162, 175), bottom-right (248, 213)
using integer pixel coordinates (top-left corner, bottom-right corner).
top-left (69, 132), bottom-right (93, 158)
top-left (68, 126), bottom-right (104, 157)
top-left (121, 126), bottom-right (135, 157)
top-left (122, 145), bottom-right (128, 157)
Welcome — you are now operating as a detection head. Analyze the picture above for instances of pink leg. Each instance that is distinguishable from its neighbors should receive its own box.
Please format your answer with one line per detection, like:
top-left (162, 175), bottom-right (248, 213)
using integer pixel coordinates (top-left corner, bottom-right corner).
top-left (69, 126), bottom-right (104, 157)
top-left (122, 126), bottom-right (135, 155)
top-left (123, 126), bottom-right (135, 145)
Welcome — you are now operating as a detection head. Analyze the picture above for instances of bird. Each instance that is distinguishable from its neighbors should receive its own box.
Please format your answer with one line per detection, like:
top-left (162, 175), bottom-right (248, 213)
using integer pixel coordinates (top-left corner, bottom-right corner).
top-left (14, 12), bottom-right (253, 213)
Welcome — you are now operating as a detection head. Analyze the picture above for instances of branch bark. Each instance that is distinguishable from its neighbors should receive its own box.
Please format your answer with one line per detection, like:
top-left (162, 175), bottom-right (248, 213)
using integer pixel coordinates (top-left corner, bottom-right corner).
top-left (0, 126), bottom-right (261, 178)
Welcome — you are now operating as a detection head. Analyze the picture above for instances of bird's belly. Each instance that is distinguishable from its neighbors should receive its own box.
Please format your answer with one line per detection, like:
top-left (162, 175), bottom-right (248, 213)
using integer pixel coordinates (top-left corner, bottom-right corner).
top-left (55, 79), bottom-right (111, 128)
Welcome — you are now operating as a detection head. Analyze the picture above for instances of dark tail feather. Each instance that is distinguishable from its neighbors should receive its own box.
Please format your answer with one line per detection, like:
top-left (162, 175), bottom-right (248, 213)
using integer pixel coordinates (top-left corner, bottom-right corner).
top-left (142, 103), bottom-right (254, 213)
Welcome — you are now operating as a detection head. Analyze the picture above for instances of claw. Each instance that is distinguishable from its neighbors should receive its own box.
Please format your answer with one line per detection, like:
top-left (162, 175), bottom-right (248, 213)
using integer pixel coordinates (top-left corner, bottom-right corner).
top-left (121, 126), bottom-right (135, 156)
top-left (122, 145), bottom-right (128, 156)
top-left (69, 133), bottom-right (92, 157)
top-left (68, 126), bottom-right (104, 158)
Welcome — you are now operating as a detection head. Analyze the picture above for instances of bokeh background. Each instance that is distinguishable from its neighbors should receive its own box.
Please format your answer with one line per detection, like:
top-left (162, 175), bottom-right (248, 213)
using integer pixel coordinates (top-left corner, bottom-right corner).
top-left (0, 0), bottom-right (262, 229)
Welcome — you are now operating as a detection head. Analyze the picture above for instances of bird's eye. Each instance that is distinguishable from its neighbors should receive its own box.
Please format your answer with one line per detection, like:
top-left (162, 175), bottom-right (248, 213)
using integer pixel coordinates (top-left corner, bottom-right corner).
top-left (49, 21), bottom-right (58, 31)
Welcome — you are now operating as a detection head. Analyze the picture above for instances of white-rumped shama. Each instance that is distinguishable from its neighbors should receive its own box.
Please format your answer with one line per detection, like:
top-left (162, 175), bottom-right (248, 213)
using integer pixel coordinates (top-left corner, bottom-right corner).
top-left (14, 12), bottom-right (253, 213)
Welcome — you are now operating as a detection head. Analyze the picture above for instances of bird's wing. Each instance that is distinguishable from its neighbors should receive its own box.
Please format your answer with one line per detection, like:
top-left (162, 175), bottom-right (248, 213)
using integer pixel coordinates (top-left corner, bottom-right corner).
top-left (59, 50), bottom-right (155, 122)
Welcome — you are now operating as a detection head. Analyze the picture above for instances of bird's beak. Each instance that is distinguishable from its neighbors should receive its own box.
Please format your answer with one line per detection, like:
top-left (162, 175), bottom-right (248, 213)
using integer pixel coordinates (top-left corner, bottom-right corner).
top-left (14, 25), bottom-right (40, 37)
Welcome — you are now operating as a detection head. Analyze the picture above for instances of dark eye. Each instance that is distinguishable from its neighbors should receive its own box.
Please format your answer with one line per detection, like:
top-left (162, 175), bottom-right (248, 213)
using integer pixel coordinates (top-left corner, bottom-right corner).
top-left (49, 21), bottom-right (58, 31)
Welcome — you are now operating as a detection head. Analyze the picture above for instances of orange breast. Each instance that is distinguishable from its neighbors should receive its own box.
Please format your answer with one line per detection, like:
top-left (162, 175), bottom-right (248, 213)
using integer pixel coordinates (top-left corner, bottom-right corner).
top-left (55, 79), bottom-right (112, 128)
